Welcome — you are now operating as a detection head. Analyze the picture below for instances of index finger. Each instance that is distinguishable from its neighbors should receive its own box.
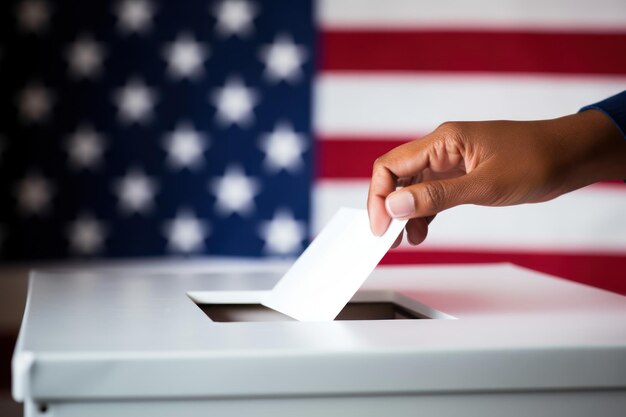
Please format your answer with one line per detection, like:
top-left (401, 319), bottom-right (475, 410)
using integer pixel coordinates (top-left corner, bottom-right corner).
top-left (367, 138), bottom-right (432, 236)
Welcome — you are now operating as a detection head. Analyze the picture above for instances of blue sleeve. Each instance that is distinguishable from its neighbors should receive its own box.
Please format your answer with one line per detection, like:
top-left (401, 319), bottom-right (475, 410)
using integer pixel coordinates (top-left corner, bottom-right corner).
top-left (579, 90), bottom-right (626, 140)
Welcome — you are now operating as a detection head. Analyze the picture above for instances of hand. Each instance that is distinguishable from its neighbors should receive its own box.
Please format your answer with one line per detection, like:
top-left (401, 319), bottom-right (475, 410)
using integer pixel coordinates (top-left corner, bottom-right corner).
top-left (367, 110), bottom-right (626, 247)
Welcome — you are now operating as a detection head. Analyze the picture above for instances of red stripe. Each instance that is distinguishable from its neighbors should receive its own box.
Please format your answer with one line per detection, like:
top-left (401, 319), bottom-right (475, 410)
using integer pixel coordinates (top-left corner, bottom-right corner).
top-left (320, 30), bottom-right (626, 74)
top-left (380, 250), bottom-right (626, 295)
top-left (316, 138), bottom-right (407, 178)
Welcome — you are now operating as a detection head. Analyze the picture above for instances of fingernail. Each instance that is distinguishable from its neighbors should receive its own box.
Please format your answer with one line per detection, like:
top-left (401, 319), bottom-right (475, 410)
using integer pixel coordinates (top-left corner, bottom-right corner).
top-left (385, 191), bottom-right (414, 218)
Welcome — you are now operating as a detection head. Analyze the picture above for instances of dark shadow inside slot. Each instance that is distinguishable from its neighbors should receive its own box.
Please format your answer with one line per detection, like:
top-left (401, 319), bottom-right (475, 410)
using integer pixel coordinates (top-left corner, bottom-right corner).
top-left (197, 302), bottom-right (429, 322)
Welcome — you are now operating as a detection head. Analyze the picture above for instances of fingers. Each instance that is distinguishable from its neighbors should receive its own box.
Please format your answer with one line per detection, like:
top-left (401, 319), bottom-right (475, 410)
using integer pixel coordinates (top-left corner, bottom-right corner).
top-left (386, 173), bottom-right (487, 219)
top-left (367, 163), bottom-right (394, 236)
top-left (405, 215), bottom-right (435, 246)
top-left (367, 140), bottom-right (436, 236)
top-left (367, 126), bottom-right (467, 235)
top-left (389, 215), bottom-right (435, 248)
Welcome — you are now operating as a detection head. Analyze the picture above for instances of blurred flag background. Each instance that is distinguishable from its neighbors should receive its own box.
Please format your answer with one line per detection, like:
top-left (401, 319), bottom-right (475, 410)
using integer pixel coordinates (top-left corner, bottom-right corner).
top-left (0, 0), bottom-right (625, 406)
top-left (0, 0), bottom-right (624, 290)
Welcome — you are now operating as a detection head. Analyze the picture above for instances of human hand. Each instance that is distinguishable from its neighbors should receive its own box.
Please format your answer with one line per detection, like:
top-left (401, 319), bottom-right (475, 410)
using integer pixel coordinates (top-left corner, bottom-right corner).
top-left (367, 110), bottom-right (626, 247)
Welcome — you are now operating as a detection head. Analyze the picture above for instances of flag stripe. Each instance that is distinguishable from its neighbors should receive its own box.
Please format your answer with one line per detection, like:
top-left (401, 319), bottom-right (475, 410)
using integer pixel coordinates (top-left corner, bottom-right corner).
top-left (321, 30), bottom-right (626, 75)
top-left (316, 138), bottom-right (404, 178)
top-left (379, 250), bottom-right (626, 295)
top-left (319, 0), bottom-right (626, 32)
top-left (315, 74), bottom-right (626, 135)
top-left (313, 181), bottom-right (626, 251)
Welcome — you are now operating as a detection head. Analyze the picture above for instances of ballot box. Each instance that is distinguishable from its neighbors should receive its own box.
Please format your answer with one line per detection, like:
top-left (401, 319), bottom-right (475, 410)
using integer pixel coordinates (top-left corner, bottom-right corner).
top-left (12, 263), bottom-right (626, 417)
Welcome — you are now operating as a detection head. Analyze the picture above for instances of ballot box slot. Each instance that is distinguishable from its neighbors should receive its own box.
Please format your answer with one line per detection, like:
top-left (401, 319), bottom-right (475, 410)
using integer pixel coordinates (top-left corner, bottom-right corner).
top-left (196, 301), bottom-right (429, 322)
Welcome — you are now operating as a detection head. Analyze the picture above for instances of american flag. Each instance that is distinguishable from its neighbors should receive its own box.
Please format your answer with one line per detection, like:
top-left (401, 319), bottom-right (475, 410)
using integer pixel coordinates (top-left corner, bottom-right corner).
top-left (0, 0), bottom-right (625, 293)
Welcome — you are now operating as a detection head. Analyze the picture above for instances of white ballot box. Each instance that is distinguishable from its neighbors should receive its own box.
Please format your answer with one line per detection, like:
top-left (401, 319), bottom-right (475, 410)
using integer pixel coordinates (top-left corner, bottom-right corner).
top-left (11, 263), bottom-right (626, 417)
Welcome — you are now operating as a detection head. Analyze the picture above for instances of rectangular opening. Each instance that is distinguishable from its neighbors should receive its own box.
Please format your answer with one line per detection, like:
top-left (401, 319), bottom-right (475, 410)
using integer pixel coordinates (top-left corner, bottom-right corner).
top-left (198, 301), bottom-right (428, 322)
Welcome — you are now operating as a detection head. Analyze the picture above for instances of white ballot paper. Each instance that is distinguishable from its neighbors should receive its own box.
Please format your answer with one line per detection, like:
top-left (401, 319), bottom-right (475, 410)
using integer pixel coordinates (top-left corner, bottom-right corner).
top-left (262, 208), bottom-right (408, 321)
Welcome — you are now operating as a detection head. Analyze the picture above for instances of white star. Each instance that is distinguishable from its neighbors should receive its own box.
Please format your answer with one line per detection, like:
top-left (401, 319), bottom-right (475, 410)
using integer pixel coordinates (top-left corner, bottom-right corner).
top-left (210, 77), bottom-right (258, 128)
top-left (66, 125), bottom-right (106, 170)
top-left (17, 0), bottom-right (50, 33)
top-left (164, 209), bottom-right (209, 254)
top-left (68, 214), bottom-right (107, 255)
top-left (113, 78), bottom-right (157, 124)
top-left (163, 122), bottom-right (208, 170)
top-left (259, 34), bottom-right (307, 83)
top-left (114, 169), bottom-right (158, 214)
top-left (163, 33), bottom-right (208, 80)
top-left (16, 173), bottom-right (54, 215)
top-left (259, 121), bottom-right (307, 173)
top-left (66, 35), bottom-right (105, 79)
top-left (259, 209), bottom-right (306, 255)
top-left (18, 83), bottom-right (53, 123)
top-left (212, 0), bottom-right (257, 38)
top-left (209, 165), bottom-right (260, 216)
top-left (115, 0), bottom-right (155, 34)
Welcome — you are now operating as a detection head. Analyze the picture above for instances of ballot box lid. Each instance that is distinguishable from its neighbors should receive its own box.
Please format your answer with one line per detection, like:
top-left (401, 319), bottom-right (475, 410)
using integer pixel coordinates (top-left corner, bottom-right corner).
top-left (12, 262), bottom-right (626, 401)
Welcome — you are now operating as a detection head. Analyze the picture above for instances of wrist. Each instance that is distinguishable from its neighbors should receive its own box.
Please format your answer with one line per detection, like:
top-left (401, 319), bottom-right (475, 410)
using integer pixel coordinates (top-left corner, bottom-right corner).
top-left (580, 91), bottom-right (626, 140)
top-left (542, 110), bottom-right (626, 191)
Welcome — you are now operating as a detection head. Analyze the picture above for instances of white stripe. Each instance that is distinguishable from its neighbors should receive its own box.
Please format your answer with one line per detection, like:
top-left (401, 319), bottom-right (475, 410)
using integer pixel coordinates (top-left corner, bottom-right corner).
top-left (318, 0), bottom-right (626, 32)
top-left (315, 74), bottom-right (626, 137)
top-left (313, 181), bottom-right (626, 253)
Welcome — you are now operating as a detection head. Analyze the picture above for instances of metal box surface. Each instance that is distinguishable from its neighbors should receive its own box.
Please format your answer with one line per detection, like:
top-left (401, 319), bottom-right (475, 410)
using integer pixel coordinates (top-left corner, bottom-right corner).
top-left (12, 263), bottom-right (626, 416)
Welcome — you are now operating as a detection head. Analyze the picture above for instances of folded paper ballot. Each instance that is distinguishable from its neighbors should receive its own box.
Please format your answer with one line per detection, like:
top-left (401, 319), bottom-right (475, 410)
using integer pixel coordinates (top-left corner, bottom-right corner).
top-left (262, 208), bottom-right (408, 321)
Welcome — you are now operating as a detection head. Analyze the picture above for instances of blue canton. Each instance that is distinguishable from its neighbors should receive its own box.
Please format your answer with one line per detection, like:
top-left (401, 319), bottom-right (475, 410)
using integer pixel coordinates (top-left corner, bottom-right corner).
top-left (0, 0), bottom-right (314, 260)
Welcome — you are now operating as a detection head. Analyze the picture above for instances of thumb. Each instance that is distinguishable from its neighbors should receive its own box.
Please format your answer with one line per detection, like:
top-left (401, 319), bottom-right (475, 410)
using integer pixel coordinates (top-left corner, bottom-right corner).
top-left (385, 173), bottom-right (489, 218)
